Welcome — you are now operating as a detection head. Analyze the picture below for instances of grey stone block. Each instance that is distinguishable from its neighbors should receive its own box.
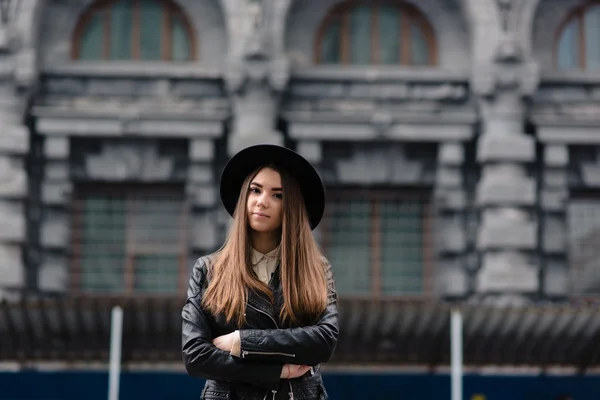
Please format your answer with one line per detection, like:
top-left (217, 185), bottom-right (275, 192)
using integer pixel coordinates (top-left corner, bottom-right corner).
top-left (0, 243), bottom-right (24, 288)
top-left (543, 169), bottom-right (567, 188)
top-left (227, 134), bottom-right (284, 156)
top-left (187, 185), bottom-right (217, 207)
top-left (41, 212), bottom-right (69, 249)
top-left (435, 190), bottom-right (466, 210)
top-left (0, 200), bottom-right (25, 242)
top-left (438, 142), bottom-right (464, 166)
top-left (296, 141), bottom-right (322, 163)
top-left (436, 167), bottom-right (463, 188)
top-left (44, 137), bottom-right (70, 159)
top-left (438, 220), bottom-right (467, 253)
top-left (38, 255), bottom-right (68, 292)
top-left (0, 156), bottom-right (27, 198)
top-left (544, 145), bottom-right (568, 167)
top-left (191, 212), bottom-right (219, 250)
top-left (437, 260), bottom-right (469, 297)
top-left (542, 216), bottom-right (566, 253)
top-left (543, 263), bottom-right (569, 297)
top-left (188, 164), bottom-right (214, 184)
top-left (477, 133), bottom-right (535, 163)
top-left (540, 189), bottom-right (567, 211)
top-left (189, 139), bottom-right (215, 162)
top-left (45, 161), bottom-right (70, 181)
top-left (41, 182), bottom-right (72, 205)
top-left (0, 124), bottom-right (29, 154)
top-left (476, 252), bottom-right (539, 293)
top-left (476, 175), bottom-right (536, 206)
top-left (581, 164), bottom-right (600, 187)
top-left (477, 222), bottom-right (537, 250)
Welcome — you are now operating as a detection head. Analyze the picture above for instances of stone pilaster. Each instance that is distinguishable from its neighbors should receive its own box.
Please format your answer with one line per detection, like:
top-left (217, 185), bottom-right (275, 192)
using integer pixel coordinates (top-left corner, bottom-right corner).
top-left (0, 0), bottom-right (40, 298)
top-left (187, 139), bottom-right (220, 264)
top-left (0, 108), bottom-right (28, 297)
top-left (225, 0), bottom-right (289, 155)
top-left (473, 33), bottom-right (541, 297)
top-left (540, 144), bottom-right (569, 297)
top-left (435, 142), bottom-right (469, 297)
top-left (38, 137), bottom-right (71, 293)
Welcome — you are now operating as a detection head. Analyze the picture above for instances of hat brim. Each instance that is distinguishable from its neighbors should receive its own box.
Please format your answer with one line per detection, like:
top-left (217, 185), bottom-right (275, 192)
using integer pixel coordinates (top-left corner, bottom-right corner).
top-left (220, 144), bottom-right (325, 230)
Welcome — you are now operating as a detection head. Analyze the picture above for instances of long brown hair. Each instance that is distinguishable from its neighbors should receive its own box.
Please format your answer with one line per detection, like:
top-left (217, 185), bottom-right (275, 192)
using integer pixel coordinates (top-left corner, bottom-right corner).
top-left (202, 165), bottom-right (328, 327)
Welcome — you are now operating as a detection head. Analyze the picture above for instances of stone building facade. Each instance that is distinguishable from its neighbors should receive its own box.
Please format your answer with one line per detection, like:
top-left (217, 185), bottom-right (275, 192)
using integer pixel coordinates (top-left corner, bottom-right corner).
top-left (1, 0), bottom-right (599, 303)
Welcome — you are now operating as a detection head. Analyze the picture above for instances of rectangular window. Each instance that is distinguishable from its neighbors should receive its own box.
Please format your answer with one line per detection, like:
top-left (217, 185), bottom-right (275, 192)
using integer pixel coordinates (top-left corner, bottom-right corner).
top-left (568, 193), bottom-right (600, 296)
top-left (71, 185), bottom-right (188, 295)
top-left (320, 189), bottom-right (433, 296)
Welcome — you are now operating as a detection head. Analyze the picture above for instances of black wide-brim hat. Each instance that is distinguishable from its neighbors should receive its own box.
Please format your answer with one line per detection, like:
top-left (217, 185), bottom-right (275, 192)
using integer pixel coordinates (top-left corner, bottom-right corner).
top-left (220, 144), bottom-right (325, 230)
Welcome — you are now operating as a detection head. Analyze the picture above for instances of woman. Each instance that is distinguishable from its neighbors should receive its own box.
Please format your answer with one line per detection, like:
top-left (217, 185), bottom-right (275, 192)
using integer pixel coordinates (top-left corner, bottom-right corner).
top-left (182, 144), bottom-right (339, 400)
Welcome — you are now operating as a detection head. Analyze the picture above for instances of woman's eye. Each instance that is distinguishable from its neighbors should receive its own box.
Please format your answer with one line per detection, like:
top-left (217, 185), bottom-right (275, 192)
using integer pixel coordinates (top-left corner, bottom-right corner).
top-left (250, 187), bottom-right (260, 194)
top-left (274, 193), bottom-right (283, 199)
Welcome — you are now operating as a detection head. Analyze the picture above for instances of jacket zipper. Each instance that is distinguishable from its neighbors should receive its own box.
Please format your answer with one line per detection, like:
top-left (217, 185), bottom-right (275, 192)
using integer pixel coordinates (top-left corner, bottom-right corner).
top-left (243, 303), bottom-right (296, 358)
top-left (247, 303), bottom-right (279, 328)
top-left (241, 349), bottom-right (296, 358)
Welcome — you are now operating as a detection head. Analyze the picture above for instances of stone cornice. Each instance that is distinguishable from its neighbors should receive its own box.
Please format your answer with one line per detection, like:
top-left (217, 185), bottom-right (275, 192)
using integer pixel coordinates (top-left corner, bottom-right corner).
top-left (33, 108), bottom-right (225, 138)
top-left (291, 66), bottom-right (470, 83)
top-left (42, 62), bottom-right (224, 80)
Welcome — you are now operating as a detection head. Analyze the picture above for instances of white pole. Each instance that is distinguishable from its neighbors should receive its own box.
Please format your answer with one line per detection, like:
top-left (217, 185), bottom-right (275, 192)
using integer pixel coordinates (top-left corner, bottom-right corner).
top-left (451, 308), bottom-right (463, 400)
top-left (108, 306), bottom-right (124, 400)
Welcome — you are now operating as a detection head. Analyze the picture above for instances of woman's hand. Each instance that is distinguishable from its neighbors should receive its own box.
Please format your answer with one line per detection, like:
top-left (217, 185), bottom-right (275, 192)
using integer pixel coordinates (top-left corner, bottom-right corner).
top-left (280, 364), bottom-right (310, 379)
top-left (212, 332), bottom-right (237, 352)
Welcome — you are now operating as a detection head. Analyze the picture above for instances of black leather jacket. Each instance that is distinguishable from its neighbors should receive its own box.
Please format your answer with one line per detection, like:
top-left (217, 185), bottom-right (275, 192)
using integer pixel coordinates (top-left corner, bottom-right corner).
top-left (182, 256), bottom-right (339, 400)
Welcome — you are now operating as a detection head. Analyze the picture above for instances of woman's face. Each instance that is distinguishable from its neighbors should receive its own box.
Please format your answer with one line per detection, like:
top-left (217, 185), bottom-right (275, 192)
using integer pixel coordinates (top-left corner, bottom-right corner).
top-left (246, 167), bottom-right (283, 233)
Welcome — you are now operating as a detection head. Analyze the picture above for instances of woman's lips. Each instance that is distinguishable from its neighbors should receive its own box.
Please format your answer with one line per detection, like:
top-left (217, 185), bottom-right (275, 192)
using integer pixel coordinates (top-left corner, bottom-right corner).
top-left (253, 212), bottom-right (270, 218)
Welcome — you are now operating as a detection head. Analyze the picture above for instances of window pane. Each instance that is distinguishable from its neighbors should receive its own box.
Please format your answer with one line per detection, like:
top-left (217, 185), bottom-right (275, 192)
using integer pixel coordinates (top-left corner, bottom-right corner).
top-left (325, 199), bottom-right (372, 294)
top-left (378, 6), bottom-right (400, 64)
top-left (585, 6), bottom-right (600, 69)
top-left (80, 196), bottom-right (126, 293)
top-left (109, 0), bottom-right (133, 60)
top-left (568, 199), bottom-right (600, 294)
top-left (135, 255), bottom-right (180, 292)
top-left (320, 17), bottom-right (341, 64)
top-left (140, 0), bottom-right (163, 60)
top-left (410, 20), bottom-right (429, 65)
top-left (558, 18), bottom-right (580, 69)
top-left (380, 200), bottom-right (425, 294)
top-left (172, 14), bottom-right (191, 61)
top-left (349, 5), bottom-right (372, 64)
top-left (79, 12), bottom-right (104, 60)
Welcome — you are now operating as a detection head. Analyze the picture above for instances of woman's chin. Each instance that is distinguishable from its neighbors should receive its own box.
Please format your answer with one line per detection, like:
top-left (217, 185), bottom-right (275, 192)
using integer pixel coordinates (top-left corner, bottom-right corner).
top-left (249, 224), bottom-right (278, 234)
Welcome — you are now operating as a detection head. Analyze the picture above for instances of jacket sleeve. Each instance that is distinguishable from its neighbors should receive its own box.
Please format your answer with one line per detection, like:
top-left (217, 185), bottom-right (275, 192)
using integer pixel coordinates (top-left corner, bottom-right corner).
top-left (237, 260), bottom-right (339, 366)
top-left (182, 257), bottom-right (283, 389)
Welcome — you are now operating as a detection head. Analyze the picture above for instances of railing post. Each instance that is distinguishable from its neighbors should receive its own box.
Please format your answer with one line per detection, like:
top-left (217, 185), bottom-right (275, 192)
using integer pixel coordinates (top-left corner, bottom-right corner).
top-left (451, 308), bottom-right (463, 400)
top-left (108, 305), bottom-right (123, 400)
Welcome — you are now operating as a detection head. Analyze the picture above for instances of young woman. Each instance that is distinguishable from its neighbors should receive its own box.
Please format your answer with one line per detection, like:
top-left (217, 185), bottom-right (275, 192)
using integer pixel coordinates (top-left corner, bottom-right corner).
top-left (182, 144), bottom-right (339, 400)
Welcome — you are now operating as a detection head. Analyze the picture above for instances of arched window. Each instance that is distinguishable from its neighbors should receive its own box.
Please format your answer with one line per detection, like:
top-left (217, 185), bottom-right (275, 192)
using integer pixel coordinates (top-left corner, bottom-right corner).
top-left (556, 4), bottom-right (600, 69)
top-left (315, 2), bottom-right (436, 66)
top-left (72, 0), bottom-right (196, 61)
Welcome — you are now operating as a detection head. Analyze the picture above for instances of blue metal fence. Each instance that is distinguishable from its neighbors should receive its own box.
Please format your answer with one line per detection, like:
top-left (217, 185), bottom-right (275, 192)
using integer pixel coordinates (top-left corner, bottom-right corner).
top-left (1, 371), bottom-right (599, 400)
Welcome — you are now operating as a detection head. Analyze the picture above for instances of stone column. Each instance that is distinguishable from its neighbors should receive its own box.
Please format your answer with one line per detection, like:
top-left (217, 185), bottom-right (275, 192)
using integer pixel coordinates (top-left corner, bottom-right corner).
top-left (540, 144), bottom-right (569, 298)
top-left (225, 0), bottom-right (289, 156)
top-left (473, 36), bottom-right (540, 300)
top-left (435, 141), bottom-right (469, 297)
top-left (38, 136), bottom-right (72, 293)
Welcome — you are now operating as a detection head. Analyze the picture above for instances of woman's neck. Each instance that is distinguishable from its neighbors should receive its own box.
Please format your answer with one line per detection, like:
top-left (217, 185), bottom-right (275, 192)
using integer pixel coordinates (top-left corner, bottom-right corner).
top-left (250, 231), bottom-right (279, 254)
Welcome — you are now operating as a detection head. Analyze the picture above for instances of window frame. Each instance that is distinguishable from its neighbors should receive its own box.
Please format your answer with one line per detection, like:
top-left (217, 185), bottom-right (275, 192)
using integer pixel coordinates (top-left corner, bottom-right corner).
top-left (320, 187), bottom-right (434, 299)
top-left (314, 0), bottom-right (437, 66)
top-left (71, 0), bottom-right (197, 61)
top-left (70, 183), bottom-right (189, 297)
top-left (554, 2), bottom-right (600, 70)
